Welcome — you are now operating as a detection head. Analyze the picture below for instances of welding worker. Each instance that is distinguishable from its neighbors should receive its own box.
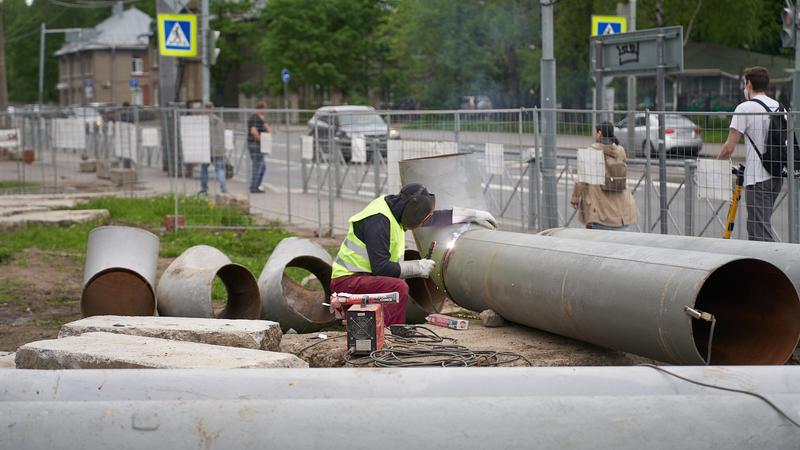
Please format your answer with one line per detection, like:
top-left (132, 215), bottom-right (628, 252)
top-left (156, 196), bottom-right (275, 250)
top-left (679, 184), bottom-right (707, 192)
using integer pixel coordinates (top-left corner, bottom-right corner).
top-left (330, 183), bottom-right (497, 325)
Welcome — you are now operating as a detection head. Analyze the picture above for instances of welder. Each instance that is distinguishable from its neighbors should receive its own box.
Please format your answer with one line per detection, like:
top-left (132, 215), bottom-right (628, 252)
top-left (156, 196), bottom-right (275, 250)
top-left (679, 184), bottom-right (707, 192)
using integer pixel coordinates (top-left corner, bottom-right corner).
top-left (330, 183), bottom-right (496, 325)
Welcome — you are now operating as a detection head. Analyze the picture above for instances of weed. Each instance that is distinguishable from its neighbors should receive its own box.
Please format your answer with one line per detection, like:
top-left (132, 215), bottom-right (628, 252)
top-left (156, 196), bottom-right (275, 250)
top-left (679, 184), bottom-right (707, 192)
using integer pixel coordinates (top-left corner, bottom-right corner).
top-left (34, 318), bottom-right (66, 329)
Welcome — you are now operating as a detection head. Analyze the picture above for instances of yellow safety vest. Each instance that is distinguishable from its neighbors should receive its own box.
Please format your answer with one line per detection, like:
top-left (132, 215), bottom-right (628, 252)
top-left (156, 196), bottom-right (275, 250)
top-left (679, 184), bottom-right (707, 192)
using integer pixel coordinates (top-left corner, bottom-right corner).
top-left (331, 196), bottom-right (405, 279)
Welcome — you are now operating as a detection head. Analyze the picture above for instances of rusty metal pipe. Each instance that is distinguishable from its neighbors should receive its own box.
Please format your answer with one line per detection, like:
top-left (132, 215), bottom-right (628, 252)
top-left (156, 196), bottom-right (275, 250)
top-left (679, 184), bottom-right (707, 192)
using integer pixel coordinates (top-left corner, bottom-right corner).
top-left (541, 228), bottom-right (800, 291)
top-left (156, 245), bottom-right (260, 319)
top-left (400, 153), bottom-right (800, 364)
top-left (81, 226), bottom-right (159, 317)
top-left (258, 238), bottom-right (336, 332)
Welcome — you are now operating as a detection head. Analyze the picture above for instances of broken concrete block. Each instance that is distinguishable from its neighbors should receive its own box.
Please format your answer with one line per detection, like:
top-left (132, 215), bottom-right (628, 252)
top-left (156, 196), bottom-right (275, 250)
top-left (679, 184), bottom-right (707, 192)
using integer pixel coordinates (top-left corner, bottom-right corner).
top-left (15, 332), bottom-right (307, 369)
top-left (109, 168), bottom-right (137, 186)
top-left (59, 315), bottom-right (282, 351)
top-left (79, 159), bottom-right (97, 173)
top-left (0, 209), bottom-right (109, 231)
top-left (215, 193), bottom-right (250, 212)
top-left (479, 309), bottom-right (506, 328)
top-left (96, 159), bottom-right (119, 180)
top-left (0, 352), bottom-right (14, 368)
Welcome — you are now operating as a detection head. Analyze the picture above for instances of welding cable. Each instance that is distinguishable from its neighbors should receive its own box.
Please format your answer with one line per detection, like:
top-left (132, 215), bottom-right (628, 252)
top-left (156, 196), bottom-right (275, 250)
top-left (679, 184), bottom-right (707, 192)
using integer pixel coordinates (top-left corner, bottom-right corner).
top-left (639, 364), bottom-right (800, 428)
top-left (294, 334), bottom-right (347, 356)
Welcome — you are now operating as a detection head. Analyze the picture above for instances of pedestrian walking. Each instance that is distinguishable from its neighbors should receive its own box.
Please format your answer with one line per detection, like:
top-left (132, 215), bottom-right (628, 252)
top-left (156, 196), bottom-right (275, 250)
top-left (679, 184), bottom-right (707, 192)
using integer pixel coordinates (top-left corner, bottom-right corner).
top-left (247, 102), bottom-right (270, 193)
top-left (199, 102), bottom-right (227, 195)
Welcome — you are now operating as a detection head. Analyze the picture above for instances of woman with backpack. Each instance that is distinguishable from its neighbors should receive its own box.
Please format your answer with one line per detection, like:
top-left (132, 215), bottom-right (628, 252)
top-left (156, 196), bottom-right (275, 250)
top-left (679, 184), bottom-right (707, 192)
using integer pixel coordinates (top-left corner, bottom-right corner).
top-left (570, 122), bottom-right (639, 231)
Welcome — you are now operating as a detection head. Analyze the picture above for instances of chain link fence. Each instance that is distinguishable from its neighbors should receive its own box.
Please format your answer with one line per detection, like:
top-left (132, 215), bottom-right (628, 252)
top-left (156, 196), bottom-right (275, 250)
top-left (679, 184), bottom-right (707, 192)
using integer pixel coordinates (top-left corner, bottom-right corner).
top-left (0, 105), bottom-right (798, 243)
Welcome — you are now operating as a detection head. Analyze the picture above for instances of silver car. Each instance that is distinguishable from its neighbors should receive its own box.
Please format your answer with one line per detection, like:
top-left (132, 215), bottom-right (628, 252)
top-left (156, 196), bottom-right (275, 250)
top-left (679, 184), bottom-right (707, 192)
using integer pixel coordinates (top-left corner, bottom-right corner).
top-left (615, 114), bottom-right (702, 158)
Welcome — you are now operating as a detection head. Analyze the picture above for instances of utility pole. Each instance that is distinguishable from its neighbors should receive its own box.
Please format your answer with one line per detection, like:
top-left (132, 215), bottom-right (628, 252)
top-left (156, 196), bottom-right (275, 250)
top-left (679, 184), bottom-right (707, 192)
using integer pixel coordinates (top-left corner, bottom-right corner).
top-left (201, 0), bottom-right (209, 103)
top-left (792, 0), bottom-right (800, 242)
top-left (157, 0), bottom-right (179, 174)
top-left (539, 0), bottom-right (558, 228)
top-left (0, 7), bottom-right (8, 113)
top-left (626, 0), bottom-right (636, 156)
top-left (38, 24), bottom-right (83, 106)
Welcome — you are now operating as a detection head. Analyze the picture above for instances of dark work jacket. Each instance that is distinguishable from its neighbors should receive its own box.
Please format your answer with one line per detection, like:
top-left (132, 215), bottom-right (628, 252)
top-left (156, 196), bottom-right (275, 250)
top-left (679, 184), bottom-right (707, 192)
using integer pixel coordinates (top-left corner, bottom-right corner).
top-left (353, 194), bottom-right (452, 278)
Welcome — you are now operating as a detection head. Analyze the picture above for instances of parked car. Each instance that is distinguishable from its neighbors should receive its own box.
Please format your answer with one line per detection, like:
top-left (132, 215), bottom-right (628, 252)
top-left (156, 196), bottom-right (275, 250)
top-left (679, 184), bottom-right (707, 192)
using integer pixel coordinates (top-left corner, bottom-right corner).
top-left (614, 114), bottom-right (702, 158)
top-left (307, 105), bottom-right (398, 162)
top-left (65, 106), bottom-right (105, 128)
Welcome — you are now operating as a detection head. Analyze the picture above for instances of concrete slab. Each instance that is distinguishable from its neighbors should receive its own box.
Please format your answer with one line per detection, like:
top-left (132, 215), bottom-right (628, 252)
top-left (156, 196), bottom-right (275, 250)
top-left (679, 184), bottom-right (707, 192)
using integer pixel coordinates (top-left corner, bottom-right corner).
top-left (59, 315), bottom-right (283, 351)
top-left (0, 209), bottom-right (109, 230)
top-left (0, 205), bottom-right (49, 217)
top-left (15, 332), bottom-right (307, 369)
top-left (109, 168), bottom-right (137, 186)
top-left (79, 159), bottom-right (96, 173)
top-left (0, 352), bottom-right (15, 368)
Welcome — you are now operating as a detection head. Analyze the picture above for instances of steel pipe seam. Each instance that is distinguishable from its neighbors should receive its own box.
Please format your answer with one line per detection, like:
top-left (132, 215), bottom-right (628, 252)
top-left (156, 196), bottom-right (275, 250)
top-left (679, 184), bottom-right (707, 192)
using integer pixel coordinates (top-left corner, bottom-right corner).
top-left (258, 238), bottom-right (335, 332)
top-left (399, 153), bottom-right (800, 365)
top-left (540, 228), bottom-right (800, 292)
top-left (156, 245), bottom-right (260, 319)
top-left (81, 226), bottom-right (159, 317)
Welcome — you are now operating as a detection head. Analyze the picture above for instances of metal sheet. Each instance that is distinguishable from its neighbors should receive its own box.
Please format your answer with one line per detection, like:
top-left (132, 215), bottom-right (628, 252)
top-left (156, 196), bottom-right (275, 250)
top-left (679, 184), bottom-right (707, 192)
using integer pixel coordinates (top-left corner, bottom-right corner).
top-left (400, 153), bottom-right (800, 364)
top-left (156, 245), bottom-right (260, 319)
top-left (541, 228), bottom-right (800, 291)
top-left (2, 367), bottom-right (800, 449)
top-left (257, 237), bottom-right (335, 332)
top-left (81, 226), bottom-right (159, 317)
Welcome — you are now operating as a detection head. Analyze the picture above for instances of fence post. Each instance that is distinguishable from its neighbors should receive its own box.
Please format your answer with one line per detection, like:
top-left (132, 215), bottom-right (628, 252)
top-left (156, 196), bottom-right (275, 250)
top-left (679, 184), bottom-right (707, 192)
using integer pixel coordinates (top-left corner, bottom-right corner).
top-left (644, 109), bottom-right (651, 233)
top-left (327, 114), bottom-right (335, 236)
top-left (301, 136), bottom-right (308, 193)
top-left (285, 106), bottom-right (292, 224)
top-left (518, 108), bottom-right (525, 230)
top-left (173, 108), bottom-right (180, 232)
top-left (373, 138), bottom-right (381, 199)
top-left (684, 159), bottom-right (695, 236)
top-left (789, 111), bottom-right (798, 243)
top-left (454, 112), bottom-right (461, 152)
top-left (529, 108), bottom-right (541, 230)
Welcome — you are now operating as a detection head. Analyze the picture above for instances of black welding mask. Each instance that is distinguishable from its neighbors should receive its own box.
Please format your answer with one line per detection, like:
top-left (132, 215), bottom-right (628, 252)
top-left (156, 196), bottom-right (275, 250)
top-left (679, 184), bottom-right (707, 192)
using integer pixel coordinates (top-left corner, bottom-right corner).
top-left (399, 183), bottom-right (435, 229)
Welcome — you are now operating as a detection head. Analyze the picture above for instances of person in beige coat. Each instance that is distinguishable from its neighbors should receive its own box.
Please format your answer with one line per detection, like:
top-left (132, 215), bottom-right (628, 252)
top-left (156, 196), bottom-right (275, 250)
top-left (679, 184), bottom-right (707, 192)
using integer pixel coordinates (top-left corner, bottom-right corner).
top-left (570, 122), bottom-right (639, 231)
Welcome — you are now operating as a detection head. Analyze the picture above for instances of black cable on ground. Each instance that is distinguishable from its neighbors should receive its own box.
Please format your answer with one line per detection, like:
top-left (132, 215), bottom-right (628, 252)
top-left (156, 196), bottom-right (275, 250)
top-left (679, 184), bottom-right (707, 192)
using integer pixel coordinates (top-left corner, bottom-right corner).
top-left (639, 363), bottom-right (800, 428)
top-left (294, 334), bottom-right (347, 356)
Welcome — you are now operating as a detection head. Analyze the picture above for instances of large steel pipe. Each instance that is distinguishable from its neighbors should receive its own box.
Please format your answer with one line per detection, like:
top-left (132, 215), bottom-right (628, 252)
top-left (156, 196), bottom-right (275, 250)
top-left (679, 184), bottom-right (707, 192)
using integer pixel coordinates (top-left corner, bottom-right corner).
top-left (2, 367), bottom-right (800, 449)
top-left (258, 237), bottom-right (335, 332)
top-left (541, 228), bottom-right (800, 290)
top-left (156, 245), bottom-right (260, 319)
top-left (81, 226), bottom-right (159, 317)
top-left (400, 154), bottom-right (800, 364)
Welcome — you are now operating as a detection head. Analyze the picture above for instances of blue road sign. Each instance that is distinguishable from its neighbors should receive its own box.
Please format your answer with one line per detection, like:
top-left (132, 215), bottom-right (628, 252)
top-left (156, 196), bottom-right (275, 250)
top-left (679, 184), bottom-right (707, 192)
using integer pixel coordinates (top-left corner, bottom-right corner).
top-left (130, 79), bottom-right (139, 89)
top-left (282, 68), bottom-right (291, 83)
top-left (591, 15), bottom-right (627, 36)
top-left (84, 80), bottom-right (93, 88)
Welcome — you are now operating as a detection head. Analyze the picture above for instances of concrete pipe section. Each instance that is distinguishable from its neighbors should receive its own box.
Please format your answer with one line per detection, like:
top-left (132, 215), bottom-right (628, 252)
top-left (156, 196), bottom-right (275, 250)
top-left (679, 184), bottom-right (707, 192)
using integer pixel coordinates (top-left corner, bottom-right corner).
top-left (2, 367), bottom-right (800, 448)
top-left (81, 226), bottom-right (159, 317)
top-left (541, 227), bottom-right (800, 291)
top-left (258, 237), bottom-right (336, 332)
top-left (156, 245), bottom-right (260, 319)
top-left (400, 153), bottom-right (800, 364)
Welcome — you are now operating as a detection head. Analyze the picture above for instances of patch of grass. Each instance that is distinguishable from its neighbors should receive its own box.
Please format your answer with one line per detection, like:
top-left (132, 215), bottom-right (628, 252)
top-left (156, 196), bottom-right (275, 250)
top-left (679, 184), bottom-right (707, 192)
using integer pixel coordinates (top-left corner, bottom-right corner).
top-left (34, 318), bottom-right (67, 329)
top-left (46, 296), bottom-right (76, 306)
top-left (0, 180), bottom-right (39, 192)
top-left (77, 195), bottom-right (254, 228)
top-left (0, 279), bottom-right (20, 305)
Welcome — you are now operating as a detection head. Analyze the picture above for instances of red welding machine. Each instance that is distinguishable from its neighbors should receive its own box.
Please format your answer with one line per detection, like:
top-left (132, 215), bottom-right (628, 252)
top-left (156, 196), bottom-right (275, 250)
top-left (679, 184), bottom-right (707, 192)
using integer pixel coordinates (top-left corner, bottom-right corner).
top-left (326, 292), bottom-right (399, 355)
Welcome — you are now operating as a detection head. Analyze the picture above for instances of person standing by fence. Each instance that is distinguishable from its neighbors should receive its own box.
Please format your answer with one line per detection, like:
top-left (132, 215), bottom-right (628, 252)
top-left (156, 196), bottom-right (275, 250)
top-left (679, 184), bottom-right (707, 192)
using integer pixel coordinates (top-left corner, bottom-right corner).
top-left (717, 66), bottom-right (782, 242)
top-left (247, 102), bottom-right (270, 194)
top-left (570, 122), bottom-right (639, 231)
top-left (199, 102), bottom-right (227, 195)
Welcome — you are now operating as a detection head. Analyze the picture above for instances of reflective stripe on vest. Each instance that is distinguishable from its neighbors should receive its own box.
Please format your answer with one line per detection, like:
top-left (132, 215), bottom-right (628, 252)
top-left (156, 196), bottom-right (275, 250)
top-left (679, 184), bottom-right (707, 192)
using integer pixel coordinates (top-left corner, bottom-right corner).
top-left (331, 197), bottom-right (405, 279)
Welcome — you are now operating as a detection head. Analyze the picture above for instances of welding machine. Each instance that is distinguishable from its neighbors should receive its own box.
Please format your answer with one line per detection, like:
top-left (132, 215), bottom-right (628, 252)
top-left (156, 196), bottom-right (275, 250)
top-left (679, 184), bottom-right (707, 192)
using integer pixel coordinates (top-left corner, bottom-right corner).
top-left (326, 292), bottom-right (399, 355)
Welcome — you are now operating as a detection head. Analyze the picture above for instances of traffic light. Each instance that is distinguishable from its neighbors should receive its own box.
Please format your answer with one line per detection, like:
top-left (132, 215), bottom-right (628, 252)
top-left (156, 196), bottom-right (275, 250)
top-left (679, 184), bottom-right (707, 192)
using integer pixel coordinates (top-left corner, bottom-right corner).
top-left (209, 30), bottom-right (221, 65)
top-left (783, 1), bottom-right (796, 48)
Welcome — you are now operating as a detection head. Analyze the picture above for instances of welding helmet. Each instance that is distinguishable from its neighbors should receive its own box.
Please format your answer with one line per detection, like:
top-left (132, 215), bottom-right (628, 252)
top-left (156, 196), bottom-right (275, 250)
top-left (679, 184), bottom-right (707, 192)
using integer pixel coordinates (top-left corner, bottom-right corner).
top-left (399, 183), bottom-right (435, 229)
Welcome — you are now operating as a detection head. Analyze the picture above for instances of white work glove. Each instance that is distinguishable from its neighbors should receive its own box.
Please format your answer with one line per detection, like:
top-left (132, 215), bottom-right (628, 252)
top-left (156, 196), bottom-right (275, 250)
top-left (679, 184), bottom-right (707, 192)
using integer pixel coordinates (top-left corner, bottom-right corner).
top-left (399, 259), bottom-right (435, 279)
top-left (452, 207), bottom-right (497, 230)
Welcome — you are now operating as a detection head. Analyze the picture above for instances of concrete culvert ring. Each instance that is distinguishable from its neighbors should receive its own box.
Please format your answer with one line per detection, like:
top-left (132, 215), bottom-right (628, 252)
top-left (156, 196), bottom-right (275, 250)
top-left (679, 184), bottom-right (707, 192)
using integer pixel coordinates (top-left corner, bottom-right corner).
top-left (692, 259), bottom-right (800, 365)
top-left (157, 245), bottom-right (261, 319)
top-left (258, 238), bottom-right (336, 333)
top-left (81, 226), bottom-right (159, 317)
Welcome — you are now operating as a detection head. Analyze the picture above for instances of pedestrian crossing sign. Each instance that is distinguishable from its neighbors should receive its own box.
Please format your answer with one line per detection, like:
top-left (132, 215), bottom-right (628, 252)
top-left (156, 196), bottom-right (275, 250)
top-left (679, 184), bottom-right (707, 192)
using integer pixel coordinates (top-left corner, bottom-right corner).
top-left (591, 15), bottom-right (627, 37)
top-left (158, 14), bottom-right (197, 57)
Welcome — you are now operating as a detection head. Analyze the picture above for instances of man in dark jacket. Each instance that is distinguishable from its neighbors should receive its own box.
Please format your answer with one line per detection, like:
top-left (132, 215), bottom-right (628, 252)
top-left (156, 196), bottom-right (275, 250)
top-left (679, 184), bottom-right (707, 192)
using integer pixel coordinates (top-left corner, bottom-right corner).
top-left (330, 183), bottom-right (496, 325)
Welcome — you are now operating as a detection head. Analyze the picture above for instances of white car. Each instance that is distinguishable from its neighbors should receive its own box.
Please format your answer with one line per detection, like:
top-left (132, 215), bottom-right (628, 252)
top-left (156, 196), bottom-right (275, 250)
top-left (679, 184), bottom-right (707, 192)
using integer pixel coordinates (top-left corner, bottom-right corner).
top-left (615, 114), bottom-right (702, 158)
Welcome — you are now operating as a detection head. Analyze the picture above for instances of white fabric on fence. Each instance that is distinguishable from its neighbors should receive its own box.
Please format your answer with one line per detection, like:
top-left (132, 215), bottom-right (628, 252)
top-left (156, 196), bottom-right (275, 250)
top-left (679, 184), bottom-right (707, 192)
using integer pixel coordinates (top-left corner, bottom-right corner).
top-left (576, 147), bottom-right (605, 185)
top-left (351, 134), bottom-right (367, 163)
top-left (301, 135), bottom-right (314, 161)
top-left (696, 159), bottom-right (732, 201)
top-left (113, 122), bottom-right (138, 159)
top-left (387, 140), bottom-right (459, 194)
top-left (260, 132), bottom-right (272, 155)
top-left (141, 127), bottom-right (159, 148)
top-left (179, 116), bottom-right (210, 164)
top-left (224, 129), bottom-right (234, 152)
top-left (52, 118), bottom-right (86, 150)
top-left (0, 128), bottom-right (19, 148)
top-left (485, 143), bottom-right (504, 176)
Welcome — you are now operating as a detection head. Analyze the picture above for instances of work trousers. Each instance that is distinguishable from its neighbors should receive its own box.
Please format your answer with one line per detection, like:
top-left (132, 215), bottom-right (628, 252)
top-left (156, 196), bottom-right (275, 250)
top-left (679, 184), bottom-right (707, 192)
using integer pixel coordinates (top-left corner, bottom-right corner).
top-left (248, 145), bottom-right (266, 192)
top-left (330, 274), bottom-right (409, 326)
top-left (745, 177), bottom-right (783, 242)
